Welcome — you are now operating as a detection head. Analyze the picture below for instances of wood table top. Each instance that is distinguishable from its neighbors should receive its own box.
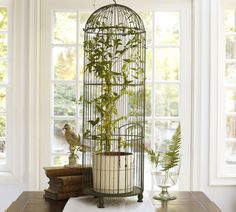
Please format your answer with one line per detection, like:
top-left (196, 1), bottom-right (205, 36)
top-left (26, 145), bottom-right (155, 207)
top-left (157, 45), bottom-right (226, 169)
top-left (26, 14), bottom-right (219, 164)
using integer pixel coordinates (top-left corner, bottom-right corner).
top-left (6, 191), bottom-right (221, 212)
top-left (150, 191), bottom-right (222, 212)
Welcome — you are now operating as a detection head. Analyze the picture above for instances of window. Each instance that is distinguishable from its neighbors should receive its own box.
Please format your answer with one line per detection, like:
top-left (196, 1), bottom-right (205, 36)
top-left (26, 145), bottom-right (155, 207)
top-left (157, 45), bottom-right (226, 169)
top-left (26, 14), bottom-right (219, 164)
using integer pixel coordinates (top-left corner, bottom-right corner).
top-left (0, 5), bottom-right (9, 171)
top-left (40, 0), bottom-right (191, 190)
top-left (210, 0), bottom-right (236, 184)
top-left (224, 9), bottom-right (236, 166)
top-left (139, 9), bottom-right (191, 190)
top-left (140, 11), bottom-right (180, 152)
top-left (51, 11), bottom-right (90, 166)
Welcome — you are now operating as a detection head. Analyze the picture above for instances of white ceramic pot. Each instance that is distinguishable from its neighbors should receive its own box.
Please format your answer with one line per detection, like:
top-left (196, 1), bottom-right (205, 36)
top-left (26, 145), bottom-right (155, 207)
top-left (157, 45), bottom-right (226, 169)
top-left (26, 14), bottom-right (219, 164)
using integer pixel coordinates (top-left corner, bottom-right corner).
top-left (92, 152), bottom-right (134, 194)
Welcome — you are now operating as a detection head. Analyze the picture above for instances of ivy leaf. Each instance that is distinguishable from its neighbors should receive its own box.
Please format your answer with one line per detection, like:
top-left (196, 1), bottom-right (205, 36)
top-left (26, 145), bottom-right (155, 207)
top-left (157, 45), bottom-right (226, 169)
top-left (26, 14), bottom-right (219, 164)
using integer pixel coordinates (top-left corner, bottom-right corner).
top-left (88, 117), bottom-right (100, 126)
top-left (123, 59), bottom-right (134, 63)
top-left (83, 129), bottom-right (91, 138)
top-left (92, 135), bottom-right (100, 140)
top-left (111, 71), bottom-right (121, 76)
top-left (132, 75), bottom-right (138, 79)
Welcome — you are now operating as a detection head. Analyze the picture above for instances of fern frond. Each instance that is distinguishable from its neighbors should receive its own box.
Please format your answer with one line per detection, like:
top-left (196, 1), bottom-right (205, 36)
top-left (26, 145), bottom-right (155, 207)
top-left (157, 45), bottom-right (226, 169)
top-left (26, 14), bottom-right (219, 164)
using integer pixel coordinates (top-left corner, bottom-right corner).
top-left (161, 123), bottom-right (181, 171)
top-left (144, 146), bottom-right (160, 167)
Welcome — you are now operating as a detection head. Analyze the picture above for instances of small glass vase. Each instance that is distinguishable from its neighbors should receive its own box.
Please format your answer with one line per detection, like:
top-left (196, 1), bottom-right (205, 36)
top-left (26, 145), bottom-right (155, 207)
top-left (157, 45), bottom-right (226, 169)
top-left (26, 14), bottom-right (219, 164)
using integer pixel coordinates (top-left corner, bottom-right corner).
top-left (152, 160), bottom-right (181, 201)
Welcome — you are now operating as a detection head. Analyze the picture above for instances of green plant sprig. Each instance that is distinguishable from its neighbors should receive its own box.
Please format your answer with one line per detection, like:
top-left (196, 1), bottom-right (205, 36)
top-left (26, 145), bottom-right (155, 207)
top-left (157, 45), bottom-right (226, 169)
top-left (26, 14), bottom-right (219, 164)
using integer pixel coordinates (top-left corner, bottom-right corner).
top-left (84, 22), bottom-right (145, 152)
top-left (161, 124), bottom-right (181, 171)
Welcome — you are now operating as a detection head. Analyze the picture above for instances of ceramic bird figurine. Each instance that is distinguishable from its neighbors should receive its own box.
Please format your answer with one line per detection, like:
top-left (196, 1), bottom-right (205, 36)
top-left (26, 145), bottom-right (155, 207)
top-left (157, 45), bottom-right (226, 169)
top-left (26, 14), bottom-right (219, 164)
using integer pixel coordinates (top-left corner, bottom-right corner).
top-left (63, 123), bottom-right (81, 167)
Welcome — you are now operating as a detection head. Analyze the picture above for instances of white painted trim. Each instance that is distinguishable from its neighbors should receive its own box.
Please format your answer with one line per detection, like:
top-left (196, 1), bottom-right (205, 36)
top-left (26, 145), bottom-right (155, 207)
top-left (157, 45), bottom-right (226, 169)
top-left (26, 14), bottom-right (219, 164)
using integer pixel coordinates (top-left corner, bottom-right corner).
top-left (28, 0), bottom-right (40, 190)
top-left (209, 0), bottom-right (223, 186)
top-left (178, 0), bottom-right (192, 191)
top-left (10, 0), bottom-right (27, 184)
top-left (39, 0), bottom-right (54, 189)
top-left (223, 0), bottom-right (236, 7)
top-left (0, 172), bottom-right (21, 184)
top-left (190, 0), bottom-right (201, 190)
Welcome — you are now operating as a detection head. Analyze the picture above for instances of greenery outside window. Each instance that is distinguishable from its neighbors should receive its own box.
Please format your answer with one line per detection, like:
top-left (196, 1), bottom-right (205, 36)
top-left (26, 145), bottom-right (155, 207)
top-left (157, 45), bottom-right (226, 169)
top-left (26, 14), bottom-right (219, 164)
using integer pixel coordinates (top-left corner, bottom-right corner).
top-left (0, 6), bottom-right (8, 171)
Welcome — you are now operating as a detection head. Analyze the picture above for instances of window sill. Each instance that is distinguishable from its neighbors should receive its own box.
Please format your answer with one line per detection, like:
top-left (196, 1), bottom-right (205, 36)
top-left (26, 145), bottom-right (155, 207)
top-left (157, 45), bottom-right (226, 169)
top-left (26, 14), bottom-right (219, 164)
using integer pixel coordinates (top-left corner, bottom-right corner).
top-left (0, 171), bottom-right (21, 184)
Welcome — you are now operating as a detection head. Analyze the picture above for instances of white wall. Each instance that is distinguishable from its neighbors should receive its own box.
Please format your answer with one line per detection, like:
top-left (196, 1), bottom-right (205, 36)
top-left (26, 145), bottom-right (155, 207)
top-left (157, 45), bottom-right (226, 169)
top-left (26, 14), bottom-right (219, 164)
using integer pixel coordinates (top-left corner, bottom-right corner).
top-left (0, 0), bottom-right (236, 212)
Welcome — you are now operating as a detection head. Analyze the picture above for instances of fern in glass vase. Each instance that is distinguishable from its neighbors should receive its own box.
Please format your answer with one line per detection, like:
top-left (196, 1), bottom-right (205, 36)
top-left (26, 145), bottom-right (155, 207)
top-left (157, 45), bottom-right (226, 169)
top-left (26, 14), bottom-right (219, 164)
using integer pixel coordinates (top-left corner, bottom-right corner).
top-left (152, 124), bottom-right (181, 201)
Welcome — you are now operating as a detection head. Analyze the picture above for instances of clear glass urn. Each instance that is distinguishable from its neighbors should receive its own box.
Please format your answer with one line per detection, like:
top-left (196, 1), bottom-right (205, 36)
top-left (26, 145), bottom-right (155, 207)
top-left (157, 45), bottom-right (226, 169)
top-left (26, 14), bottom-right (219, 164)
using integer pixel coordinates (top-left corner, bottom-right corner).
top-left (152, 159), bottom-right (181, 201)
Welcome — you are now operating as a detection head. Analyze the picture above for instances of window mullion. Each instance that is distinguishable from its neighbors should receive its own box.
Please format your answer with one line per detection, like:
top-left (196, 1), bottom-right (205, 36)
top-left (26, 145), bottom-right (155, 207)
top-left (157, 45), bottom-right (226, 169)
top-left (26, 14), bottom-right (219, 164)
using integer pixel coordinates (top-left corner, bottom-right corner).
top-left (151, 11), bottom-right (155, 152)
top-left (76, 10), bottom-right (79, 133)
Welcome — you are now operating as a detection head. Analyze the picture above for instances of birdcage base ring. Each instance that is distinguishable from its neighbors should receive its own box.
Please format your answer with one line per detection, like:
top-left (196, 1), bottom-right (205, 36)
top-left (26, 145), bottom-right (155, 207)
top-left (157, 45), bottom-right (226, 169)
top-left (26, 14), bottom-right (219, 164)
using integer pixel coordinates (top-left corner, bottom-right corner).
top-left (83, 186), bottom-right (143, 197)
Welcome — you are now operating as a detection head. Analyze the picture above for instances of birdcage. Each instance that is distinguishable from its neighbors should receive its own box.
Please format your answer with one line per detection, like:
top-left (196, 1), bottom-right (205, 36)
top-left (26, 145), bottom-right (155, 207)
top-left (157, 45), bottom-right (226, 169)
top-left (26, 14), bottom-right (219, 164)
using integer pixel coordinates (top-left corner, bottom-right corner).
top-left (82, 2), bottom-right (146, 208)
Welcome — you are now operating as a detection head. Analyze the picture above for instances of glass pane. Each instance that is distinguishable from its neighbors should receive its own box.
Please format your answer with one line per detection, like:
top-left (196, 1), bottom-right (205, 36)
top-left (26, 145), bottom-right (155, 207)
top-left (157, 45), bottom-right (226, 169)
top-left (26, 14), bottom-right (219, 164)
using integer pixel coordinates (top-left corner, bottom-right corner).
top-left (78, 48), bottom-right (84, 80)
top-left (146, 84), bottom-right (151, 116)
top-left (79, 13), bottom-right (90, 44)
top-left (155, 12), bottom-right (179, 45)
top-left (0, 139), bottom-right (6, 165)
top-left (52, 155), bottom-right (68, 166)
top-left (139, 12), bottom-right (153, 45)
top-left (155, 84), bottom-right (179, 117)
top-left (226, 35), bottom-right (236, 59)
top-left (0, 60), bottom-right (7, 82)
top-left (54, 83), bottom-right (76, 116)
top-left (77, 83), bottom-right (83, 117)
top-left (145, 120), bottom-right (152, 149)
top-left (53, 12), bottom-right (77, 44)
top-left (53, 47), bottom-right (76, 80)
top-left (226, 116), bottom-right (236, 138)
top-left (146, 48), bottom-right (152, 81)
top-left (155, 48), bottom-right (179, 81)
top-left (128, 87), bottom-right (146, 116)
top-left (0, 88), bottom-right (6, 113)
top-left (53, 119), bottom-right (76, 153)
top-left (0, 115), bottom-right (6, 137)
top-left (0, 33), bottom-right (7, 57)
top-left (0, 8), bottom-right (7, 31)
top-left (0, 140), bottom-right (5, 153)
top-left (226, 142), bottom-right (236, 164)
top-left (225, 10), bottom-right (236, 33)
top-left (225, 63), bottom-right (236, 84)
top-left (154, 120), bottom-right (179, 151)
top-left (226, 89), bottom-right (236, 112)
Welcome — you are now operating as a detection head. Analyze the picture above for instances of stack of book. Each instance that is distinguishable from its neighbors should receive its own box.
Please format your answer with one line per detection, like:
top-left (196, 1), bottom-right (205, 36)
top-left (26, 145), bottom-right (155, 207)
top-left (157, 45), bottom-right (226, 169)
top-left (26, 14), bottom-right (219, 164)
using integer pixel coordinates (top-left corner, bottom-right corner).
top-left (44, 166), bottom-right (92, 200)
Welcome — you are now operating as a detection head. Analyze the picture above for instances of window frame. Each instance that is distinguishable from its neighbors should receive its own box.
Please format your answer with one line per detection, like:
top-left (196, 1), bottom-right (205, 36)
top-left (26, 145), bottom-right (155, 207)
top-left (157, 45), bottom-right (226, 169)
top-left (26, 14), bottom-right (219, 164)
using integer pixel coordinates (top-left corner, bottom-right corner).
top-left (0, 1), bottom-right (10, 172)
top-left (141, 7), bottom-right (192, 191)
top-left (0, 0), bottom-right (26, 184)
top-left (210, 0), bottom-right (236, 185)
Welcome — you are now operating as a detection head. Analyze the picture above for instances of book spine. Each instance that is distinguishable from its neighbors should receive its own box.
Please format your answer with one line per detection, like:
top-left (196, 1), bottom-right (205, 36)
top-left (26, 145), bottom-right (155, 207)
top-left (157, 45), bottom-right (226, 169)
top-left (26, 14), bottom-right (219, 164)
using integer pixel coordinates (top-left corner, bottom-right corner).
top-left (44, 189), bottom-right (83, 200)
top-left (48, 184), bottom-right (82, 193)
top-left (49, 176), bottom-right (83, 186)
top-left (44, 167), bottom-right (92, 177)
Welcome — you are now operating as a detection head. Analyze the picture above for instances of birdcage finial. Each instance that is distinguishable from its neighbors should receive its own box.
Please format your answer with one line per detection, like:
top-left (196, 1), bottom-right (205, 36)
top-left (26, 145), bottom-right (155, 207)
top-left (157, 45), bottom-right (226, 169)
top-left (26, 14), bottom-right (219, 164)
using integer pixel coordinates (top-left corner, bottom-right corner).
top-left (113, 0), bottom-right (117, 4)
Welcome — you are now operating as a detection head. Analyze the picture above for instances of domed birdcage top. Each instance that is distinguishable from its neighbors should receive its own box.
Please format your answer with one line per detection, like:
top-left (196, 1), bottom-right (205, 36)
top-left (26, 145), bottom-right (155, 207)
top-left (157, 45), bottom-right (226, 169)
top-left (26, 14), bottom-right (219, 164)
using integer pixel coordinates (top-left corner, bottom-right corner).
top-left (84, 3), bottom-right (145, 34)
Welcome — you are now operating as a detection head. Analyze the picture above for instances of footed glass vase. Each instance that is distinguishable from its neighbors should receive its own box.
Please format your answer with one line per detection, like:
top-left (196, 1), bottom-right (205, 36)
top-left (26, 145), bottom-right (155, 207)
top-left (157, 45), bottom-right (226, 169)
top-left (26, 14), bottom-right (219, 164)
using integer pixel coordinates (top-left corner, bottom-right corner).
top-left (152, 160), bottom-right (181, 201)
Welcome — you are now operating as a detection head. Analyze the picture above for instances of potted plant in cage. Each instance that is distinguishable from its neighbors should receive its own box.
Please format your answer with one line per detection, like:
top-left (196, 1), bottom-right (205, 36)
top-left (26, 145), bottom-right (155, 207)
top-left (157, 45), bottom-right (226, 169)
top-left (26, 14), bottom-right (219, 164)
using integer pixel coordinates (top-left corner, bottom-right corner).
top-left (83, 22), bottom-right (145, 196)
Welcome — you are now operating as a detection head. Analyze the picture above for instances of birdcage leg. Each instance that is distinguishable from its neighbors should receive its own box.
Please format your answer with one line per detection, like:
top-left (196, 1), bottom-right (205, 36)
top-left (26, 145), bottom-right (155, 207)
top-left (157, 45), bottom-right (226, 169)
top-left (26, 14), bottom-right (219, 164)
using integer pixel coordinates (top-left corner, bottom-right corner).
top-left (137, 193), bottom-right (143, 202)
top-left (98, 196), bottom-right (104, 208)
